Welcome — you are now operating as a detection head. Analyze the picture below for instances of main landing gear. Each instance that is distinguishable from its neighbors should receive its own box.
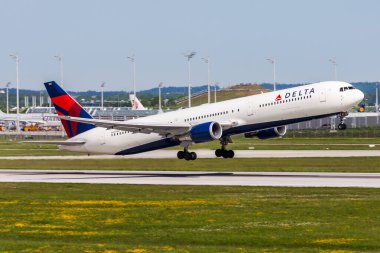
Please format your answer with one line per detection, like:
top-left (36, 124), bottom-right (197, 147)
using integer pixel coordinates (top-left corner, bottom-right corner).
top-left (177, 147), bottom-right (197, 161)
top-left (215, 136), bottom-right (235, 159)
top-left (337, 112), bottom-right (348, 130)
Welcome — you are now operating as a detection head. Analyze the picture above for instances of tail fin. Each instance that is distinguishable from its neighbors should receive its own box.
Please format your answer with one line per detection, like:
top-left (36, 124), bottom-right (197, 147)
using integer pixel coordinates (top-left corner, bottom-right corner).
top-left (129, 94), bottom-right (146, 110)
top-left (44, 81), bottom-right (95, 138)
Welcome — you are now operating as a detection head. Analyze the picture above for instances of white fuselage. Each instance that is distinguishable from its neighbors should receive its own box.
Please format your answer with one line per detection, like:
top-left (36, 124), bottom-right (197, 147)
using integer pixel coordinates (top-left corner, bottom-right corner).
top-left (61, 81), bottom-right (364, 155)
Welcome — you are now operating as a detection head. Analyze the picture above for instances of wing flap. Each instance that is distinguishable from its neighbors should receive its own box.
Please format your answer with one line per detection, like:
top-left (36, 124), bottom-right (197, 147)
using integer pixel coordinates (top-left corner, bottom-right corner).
top-left (59, 116), bottom-right (191, 136)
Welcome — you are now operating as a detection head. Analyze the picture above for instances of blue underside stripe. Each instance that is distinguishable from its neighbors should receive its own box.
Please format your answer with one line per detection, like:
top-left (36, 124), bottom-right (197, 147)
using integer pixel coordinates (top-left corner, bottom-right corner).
top-left (115, 138), bottom-right (181, 155)
top-left (223, 112), bottom-right (337, 135)
top-left (115, 112), bottom-right (339, 156)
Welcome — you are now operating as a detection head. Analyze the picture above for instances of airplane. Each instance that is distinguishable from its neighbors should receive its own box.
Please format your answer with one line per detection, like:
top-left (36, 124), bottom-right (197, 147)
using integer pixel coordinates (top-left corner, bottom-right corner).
top-left (129, 94), bottom-right (147, 110)
top-left (0, 110), bottom-right (60, 127)
top-left (30, 81), bottom-right (364, 160)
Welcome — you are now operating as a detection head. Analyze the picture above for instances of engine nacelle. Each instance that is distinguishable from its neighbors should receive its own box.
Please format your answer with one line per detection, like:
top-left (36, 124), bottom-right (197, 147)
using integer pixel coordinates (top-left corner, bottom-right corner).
top-left (190, 122), bottom-right (223, 143)
top-left (244, 126), bottom-right (287, 140)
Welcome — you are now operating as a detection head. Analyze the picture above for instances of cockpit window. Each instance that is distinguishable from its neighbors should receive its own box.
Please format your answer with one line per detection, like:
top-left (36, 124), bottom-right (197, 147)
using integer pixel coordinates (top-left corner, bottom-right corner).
top-left (340, 86), bottom-right (355, 92)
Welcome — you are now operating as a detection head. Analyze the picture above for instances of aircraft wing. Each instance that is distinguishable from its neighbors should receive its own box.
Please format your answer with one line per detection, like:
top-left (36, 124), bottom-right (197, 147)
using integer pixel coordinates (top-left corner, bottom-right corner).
top-left (20, 140), bottom-right (86, 146)
top-left (60, 116), bottom-right (191, 136)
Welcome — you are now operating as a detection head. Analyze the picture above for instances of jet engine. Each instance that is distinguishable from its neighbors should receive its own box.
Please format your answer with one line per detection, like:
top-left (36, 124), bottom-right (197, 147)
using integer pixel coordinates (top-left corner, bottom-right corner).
top-left (190, 122), bottom-right (223, 143)
top-left (244, 126), bottom-right (287, 140)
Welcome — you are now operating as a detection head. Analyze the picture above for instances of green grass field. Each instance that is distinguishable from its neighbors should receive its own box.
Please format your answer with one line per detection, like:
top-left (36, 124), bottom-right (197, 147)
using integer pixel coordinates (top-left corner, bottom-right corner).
top-left (0, 183), bottom-right (379, 252)
top-left (1, 157), bottom-right (380, 173)
top-left (1, 131), bottom-right (380, 252)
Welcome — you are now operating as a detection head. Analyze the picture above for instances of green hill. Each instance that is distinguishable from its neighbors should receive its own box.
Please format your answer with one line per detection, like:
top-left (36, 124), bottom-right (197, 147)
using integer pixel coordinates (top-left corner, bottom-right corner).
top-left (176, 83), bottom-right (268, 107)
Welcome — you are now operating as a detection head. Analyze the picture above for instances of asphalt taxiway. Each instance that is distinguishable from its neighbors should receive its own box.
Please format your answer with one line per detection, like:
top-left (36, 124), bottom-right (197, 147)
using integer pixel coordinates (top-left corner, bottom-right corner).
top-left (1, 170), bottom-right (380, 188)
top-left (1, 149), bottom-right (379, 159)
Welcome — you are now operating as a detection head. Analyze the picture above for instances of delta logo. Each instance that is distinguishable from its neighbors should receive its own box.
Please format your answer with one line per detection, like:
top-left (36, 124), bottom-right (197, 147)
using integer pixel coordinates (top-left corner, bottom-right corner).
top-left (274, 88), bottom-right (316, 102)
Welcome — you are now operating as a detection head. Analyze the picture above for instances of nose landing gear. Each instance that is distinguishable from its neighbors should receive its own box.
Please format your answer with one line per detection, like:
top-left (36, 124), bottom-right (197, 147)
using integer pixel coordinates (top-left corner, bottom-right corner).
top-left (338, 123), bottom-right (347, 130)
top-left (337, 112), bottom-right (348, 130)
top-left (215, 136), bottom-right (235, 158)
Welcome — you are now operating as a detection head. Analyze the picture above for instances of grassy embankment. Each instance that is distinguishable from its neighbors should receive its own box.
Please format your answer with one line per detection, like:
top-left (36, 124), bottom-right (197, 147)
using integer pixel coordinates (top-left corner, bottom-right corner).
top-left (176, 84), bottom-right (267, 107)
top-left (0, 183), bottom-right (379, 252)
top-left (0, 157), bottom-right (380, 173)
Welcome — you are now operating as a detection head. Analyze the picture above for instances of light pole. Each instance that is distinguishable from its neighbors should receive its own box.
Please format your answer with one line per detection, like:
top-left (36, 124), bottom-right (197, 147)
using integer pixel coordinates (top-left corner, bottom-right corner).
top-left (329, 57), bottom-right (337, 80)
top-left (6, 82), bottom-right (11, 114)
top-left (54, 55), bottom-right (64, 87)
top-left (10, 54), bottom-right (20, 131)
top-left (376, 82), bottom-right (379, 125)
top-left (158, 82), bottom-right (163, 112)
top-left (375, 82), bottom-right (378, 112)
top-left (214, 82), bottom-right (219, 103)
top-left (100, 82), bottom-right (105, 110)
top-left (184, 51), bottom-right (196, 108)
top-left (266, 58), bottom-right (276, 91)
top-left (127, 55), bottom-right (136, 96)
top-left (202, 57), bottom-right (211, 103)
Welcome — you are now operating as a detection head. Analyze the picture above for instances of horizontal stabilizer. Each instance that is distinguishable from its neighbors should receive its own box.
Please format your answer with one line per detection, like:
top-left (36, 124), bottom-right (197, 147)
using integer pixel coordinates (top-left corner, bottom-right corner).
top-left (20, 140), bottom-right (86, 146)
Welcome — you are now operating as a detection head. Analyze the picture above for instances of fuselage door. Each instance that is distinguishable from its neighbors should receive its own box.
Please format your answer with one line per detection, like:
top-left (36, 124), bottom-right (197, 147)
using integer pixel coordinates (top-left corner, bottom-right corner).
top-left (100, 129), bottom-right (106, 145)
top-left (319, 89), bottom-right (327, 102)
top-left (247, 102), bottom-right (255, 116)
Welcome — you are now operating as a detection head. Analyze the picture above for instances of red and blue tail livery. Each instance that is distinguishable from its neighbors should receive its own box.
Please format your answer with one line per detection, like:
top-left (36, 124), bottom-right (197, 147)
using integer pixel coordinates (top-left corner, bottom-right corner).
top-left (44, 81), bottom-right (95, 138)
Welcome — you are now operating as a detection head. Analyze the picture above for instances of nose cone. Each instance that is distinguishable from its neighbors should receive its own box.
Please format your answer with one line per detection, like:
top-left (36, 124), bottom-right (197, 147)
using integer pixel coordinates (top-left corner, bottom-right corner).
top-left (356, 89), bottom-right (365, 104)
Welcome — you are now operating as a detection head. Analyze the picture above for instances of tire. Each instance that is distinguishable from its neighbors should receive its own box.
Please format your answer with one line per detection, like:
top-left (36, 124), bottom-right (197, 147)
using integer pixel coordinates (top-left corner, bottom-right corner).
top-left (177, 151), bottom-right (185, 159)
top-left (191, 152), bottom-right (197, 160)
top-left (184, 152), bottom-right (192, 161)
top-left (215, 149), bottom-right (222, 157)
top-left (338, 123), bottom-right (347, 130)
top-left (222, 150), bottom-right (229, 159)
top-left (227, 150), bottom-right (235, 158)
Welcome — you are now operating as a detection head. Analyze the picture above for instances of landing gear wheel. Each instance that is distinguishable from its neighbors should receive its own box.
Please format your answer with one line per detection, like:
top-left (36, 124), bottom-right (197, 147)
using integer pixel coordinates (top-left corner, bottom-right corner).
top-left (190, 152), bottom-right (197, 160)
top-left (177, 151), bottom-right (185, 159)
top-left (337, 112), bottom-right (348, 130)
top-left (338, 123), bottom-right (347, 130)
top-left (216, 136), bottom-right (235, 158)
top-left (227, 150), bottom-right (235, 158)
top-left (184, 152), bottom-right (192, 161)
top-left (215, 149), bottom-right (223, 157)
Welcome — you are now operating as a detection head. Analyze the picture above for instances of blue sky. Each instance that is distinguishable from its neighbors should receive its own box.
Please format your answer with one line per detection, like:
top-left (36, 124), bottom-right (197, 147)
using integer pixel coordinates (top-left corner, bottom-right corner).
top-left (0, 0), bottom-right (379, 91)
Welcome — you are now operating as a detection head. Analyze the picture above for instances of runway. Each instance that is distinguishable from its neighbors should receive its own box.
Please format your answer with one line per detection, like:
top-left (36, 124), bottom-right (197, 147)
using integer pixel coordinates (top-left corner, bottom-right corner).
top-left (1, 149), bottom-right (380, 159)
top-left (1, 170), bottom-right (380, 188)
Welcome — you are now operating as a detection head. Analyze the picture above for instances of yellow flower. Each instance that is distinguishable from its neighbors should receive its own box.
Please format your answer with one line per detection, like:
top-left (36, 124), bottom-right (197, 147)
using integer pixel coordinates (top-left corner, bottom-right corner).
top-left (312, 238), bottom-right (357, 245)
